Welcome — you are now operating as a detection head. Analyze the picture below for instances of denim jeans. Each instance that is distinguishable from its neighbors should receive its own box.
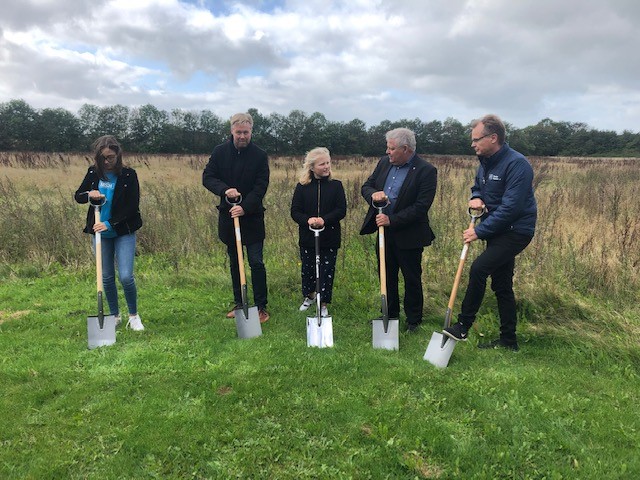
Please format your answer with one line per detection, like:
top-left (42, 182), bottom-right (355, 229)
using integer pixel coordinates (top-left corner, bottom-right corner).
top-left (226, 242), bottom-right (268, 309)
top-left (458, 231), bottom-right (532, 343)
top-left (94, 233), bottom-right (138, 316)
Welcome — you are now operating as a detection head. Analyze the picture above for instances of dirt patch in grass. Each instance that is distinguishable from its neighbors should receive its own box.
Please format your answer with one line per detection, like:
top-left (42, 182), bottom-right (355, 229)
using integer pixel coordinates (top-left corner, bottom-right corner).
top-left (217, 385), bottom-right (233, 396)
top-left (402, 451), bottom-right (444, 479)
top-left (0, 310), bottom-right (31, 324)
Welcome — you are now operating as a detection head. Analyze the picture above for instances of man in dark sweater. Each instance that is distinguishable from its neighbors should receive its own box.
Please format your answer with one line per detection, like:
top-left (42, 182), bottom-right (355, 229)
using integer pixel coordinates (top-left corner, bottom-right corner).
top-left (203, 113), bottom-right (270, 323)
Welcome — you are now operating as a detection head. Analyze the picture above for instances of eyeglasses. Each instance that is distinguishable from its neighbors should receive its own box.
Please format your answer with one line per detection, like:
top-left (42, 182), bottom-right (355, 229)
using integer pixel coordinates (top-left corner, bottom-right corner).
top-left (471, 133), bottom-right (493, 144)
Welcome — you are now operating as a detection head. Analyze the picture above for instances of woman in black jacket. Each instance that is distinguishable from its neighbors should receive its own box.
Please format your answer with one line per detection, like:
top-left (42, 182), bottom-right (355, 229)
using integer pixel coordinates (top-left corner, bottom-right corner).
top-left (290, 147), bottom-right (347, 317)
top-left (74, 135), bottom-right (145, 331)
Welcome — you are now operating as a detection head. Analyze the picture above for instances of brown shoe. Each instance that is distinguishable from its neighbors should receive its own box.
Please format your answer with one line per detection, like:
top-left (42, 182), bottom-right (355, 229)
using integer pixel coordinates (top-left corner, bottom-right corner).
top-left (226, 305), bottom-right (241, 318)
top-left (258, 309), bottom-right (270, 323)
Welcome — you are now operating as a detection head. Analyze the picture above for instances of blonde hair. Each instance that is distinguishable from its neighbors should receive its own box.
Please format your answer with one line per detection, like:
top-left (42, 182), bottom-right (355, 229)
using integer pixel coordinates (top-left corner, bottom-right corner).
top-left (230, 112), bottom-right (253, 129)
top-left (299, 147), bottom-right (331, 185)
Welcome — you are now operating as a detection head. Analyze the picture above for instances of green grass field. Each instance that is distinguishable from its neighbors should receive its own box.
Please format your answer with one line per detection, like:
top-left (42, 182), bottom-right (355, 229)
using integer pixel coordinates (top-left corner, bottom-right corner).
top-left (1, 153), bottom-right (639, 478)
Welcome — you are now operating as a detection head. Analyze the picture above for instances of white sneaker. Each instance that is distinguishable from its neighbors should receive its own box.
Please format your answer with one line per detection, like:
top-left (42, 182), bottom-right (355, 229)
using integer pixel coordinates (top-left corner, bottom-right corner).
top-left (321, 305), bottom-right (329, 317)
top-left (114, 314), bottom-right (121, 326)
top-left (126, 314), bottom-right (145, 331)
top-left (299, 295), bottom-right (315, 311)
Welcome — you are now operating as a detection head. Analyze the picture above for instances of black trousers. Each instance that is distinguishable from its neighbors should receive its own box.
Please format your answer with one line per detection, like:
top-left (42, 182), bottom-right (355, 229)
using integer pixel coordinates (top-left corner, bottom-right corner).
top-left (226, 242), bottom-right (268, 309)
top-left (300, 246), bottom-right (338, 304)
top-left (377, 235), bottom-right (424, 326)
top-left (458, 231), bottom-right (532, 343)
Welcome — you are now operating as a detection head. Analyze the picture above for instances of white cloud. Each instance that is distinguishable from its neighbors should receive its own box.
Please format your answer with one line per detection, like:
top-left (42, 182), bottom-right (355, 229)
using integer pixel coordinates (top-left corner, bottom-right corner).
top-left (1, 0), bottom-right (639, 132)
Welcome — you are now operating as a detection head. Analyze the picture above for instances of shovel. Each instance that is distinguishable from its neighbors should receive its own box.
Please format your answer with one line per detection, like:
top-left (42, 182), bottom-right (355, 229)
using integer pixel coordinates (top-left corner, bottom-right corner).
top-left (87, 196), bottom-right (116, 350)
top-left (424, 206), bottom-right (486, 367)
top-left (371, 198), bottom-right (399, 350)
top-left (227, 195), bottom-right (262, 339)
top-left (306, 225), bottom-right (334, 348)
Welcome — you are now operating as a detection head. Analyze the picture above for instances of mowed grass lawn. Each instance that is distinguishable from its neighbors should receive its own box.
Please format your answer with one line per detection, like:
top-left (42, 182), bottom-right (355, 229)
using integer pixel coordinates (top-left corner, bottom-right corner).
top-left (1, 254), bottom-right (638, 479)
top-left (1, 153), bottom-right (639, 478)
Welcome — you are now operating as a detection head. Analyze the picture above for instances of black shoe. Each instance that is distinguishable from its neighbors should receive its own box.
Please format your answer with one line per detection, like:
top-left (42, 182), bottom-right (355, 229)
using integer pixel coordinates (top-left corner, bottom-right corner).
top-left (478, 338), bottom-right (519, 351)
top-left (406, 323), bottom-right (420, 333)
top-left (443, 322), bottom-right (468, 341)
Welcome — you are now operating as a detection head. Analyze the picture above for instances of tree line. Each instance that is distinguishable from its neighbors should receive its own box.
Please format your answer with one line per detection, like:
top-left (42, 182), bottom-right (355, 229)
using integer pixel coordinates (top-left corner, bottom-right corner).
top-left (1, 98), bottom-right (638, 157)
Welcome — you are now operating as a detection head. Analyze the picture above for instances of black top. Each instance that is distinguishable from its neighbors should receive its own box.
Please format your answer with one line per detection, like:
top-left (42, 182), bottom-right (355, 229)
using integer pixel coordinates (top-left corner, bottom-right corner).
top-left (360, 153), bottom-right (437, 249)
top-left (74, 166), bottom-right (143, 236)
top-left (202, 137), bottom-right (270, 246)
top-left (291, 177), bottom-right (347, 249)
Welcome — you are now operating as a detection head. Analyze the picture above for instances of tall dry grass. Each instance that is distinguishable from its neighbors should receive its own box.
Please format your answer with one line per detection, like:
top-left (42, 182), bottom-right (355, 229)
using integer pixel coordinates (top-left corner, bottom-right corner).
top-left (1, 152), bottom-right (638, 307)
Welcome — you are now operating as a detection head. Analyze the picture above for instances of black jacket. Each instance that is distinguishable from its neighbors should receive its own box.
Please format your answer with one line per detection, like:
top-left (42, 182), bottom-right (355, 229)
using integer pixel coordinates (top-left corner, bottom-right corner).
top-left (74, 166), bottom-right (143, 236)
top-left (202, 137), bottom-right (270, 246)
top-left (360, 153), bottom-right (437, 249)
top-left (291, 177), bottom-right (347, 249)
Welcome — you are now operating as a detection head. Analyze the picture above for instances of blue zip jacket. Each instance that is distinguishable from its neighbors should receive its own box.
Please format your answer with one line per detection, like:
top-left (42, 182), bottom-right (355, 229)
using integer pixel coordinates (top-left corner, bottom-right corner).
top-left (471, 143), bottom-right (537, 239)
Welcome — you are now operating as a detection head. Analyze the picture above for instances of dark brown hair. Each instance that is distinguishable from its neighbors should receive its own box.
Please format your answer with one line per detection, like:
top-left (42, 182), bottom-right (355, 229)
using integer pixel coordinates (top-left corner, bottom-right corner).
top-left (92, 135), bottom-right (123, 179)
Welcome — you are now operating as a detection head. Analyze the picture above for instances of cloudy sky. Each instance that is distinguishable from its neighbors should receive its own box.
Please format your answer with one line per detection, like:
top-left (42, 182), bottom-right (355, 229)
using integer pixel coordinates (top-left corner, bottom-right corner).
top-left (1, 0), bottom-right (639, 132)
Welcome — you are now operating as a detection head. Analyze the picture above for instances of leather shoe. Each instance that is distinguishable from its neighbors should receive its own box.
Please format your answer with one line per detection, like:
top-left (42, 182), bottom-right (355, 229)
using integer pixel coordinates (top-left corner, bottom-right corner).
top-left (226, 305), bottom-right (241, 318)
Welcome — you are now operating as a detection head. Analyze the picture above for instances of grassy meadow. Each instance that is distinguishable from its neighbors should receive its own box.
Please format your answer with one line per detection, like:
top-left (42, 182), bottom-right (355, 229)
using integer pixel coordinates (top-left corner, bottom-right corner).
top-left (1, 151), bottom-right (639, 479)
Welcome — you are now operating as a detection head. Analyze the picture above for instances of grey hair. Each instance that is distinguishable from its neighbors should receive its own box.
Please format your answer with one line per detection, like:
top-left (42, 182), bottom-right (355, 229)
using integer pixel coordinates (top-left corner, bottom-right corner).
top-left (385, 127), bottom-right (416, 151)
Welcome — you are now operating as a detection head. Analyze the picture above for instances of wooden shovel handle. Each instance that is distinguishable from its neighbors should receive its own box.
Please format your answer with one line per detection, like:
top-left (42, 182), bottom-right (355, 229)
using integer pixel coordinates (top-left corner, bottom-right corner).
top-left (233, 216), bottom-right (247, 287)
top-left (95, 206), bottom-right (104, 293)
top-left (372, 198), bottom-right (390, 297)
top-left (378, 225), bottom-right (386, 296)
top-left (447, 218), bottom-right (476, 310)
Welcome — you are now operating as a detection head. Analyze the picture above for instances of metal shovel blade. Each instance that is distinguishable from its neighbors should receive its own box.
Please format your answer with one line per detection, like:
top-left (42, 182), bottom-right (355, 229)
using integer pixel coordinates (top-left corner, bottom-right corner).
top-left (234, 305), bottom-right (262, 339)
top-left (372, 318), bottom-right (399, 350)
top-left (306, 315), bottom-right (334, 348)
top-left (87, 314), bottom-right (116, 350)
top-left (424, 331), bottom-right (457, 368)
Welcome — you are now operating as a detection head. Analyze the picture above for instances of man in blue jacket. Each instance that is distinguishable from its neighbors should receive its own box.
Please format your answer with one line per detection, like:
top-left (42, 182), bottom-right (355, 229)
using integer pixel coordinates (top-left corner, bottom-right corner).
top-left (443, 114), bottom-right (537, 351)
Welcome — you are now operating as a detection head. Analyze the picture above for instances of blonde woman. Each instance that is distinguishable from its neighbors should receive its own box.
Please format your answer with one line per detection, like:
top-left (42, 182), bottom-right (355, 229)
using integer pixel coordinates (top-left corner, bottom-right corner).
top-left (290, 147), bottom-right (347, 317)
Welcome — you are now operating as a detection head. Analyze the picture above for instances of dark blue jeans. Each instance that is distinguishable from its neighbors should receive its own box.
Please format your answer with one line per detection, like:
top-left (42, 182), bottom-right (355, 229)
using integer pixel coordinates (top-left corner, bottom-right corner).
top-left (458, 231), bottom-right (532, 344)
top-left (227, 242), bottom-right (268, 309)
